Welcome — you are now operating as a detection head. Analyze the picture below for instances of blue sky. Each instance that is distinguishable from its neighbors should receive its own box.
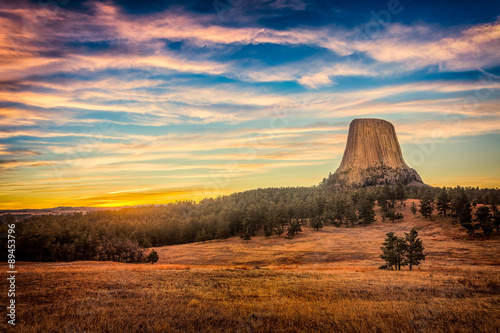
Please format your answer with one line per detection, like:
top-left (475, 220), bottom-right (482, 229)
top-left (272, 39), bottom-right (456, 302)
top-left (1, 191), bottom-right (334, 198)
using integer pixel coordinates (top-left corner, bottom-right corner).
top-left (0, 0), bottom-right (499, 208)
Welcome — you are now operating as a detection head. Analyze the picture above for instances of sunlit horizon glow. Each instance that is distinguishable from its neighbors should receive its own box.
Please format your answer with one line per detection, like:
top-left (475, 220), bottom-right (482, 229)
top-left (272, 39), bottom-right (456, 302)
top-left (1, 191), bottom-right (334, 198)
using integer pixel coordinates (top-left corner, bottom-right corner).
top-left (1, 0), bottom-right (499, 209)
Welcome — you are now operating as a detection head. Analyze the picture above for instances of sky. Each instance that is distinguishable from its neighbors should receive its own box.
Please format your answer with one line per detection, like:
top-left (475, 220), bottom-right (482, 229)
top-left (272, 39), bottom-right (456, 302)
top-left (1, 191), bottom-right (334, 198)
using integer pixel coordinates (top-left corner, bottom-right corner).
top-left (0, 0), bottom-right (499, 209)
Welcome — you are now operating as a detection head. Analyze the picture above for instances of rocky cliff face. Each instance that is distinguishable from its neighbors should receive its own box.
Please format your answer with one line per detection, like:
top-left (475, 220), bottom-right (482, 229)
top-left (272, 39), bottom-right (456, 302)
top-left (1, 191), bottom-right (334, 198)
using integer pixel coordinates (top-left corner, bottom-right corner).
top-left (330, 118), bottom-right (424, 187)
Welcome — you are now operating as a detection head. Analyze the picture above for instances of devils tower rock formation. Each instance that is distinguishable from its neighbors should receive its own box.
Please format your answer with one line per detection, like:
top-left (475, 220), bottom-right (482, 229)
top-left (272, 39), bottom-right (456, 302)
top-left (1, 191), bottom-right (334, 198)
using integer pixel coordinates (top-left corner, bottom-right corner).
top-left (329, 118), bottom-right (424, 187)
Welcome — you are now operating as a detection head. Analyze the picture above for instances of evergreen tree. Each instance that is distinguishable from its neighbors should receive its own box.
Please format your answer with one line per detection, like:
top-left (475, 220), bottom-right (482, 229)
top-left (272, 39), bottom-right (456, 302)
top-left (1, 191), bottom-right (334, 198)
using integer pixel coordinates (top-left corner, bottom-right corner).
top-left (344, 200), bottom-right (358, 227)
top-left (147, 249), bottom-right (159, 264)
top-left (263, 222), bottom-right (273, 237)
top-left (492, 204), bottom-right (500, 234)
top-left (357, 197), bottom-right (376, 224)
top-left (286, 220), bottom-right (302, 238)
top-left (305, 196), bottom-right (317, 218)
top-left (384, 210), bottom-right (404, 223)
top-left (436, 187), bottom-right (450, 217)
top-left (388, 186), bottom-right (397, 209)
top-left (451, 188), bottom-right (474, 235)
top-left (321, 210), bottom-right (334, 225)
top-left (333, 195), bottom-right (347, 226)
top-left (403, 228), bottom-right (426, 270)
top-left (474, 206), bottom-right (493, 236)
top-left (394, 182), bottom-right (407, 206)
top-left (240, 228), bottom-right (252, 242)
top-left (410, 202), bottom-right (417, 216)
top-left (264, 204), bottom-right (279, 232)
top-left (275, 225), bottom-right (284, 237)
top-left (383, 184), bottom-right (396, 209)
top-left (394, 235), bottom-right (407, 270)
top-left (242, 204), bottom-right (260, 236)
top-left (215, 222), bottom-right (231, 241)
top-left (419, 192), bottom-right (434, 220)
top-left (195, 228), bottom-right (210, 243)
top-left (380, 232), bottom-right (406, 270)
top-left (276, 201), bottom-right (290, 233)
top-left (377, 189), bottom-right (389, 213)
top-left (310, 216), bottom-right (324, 230)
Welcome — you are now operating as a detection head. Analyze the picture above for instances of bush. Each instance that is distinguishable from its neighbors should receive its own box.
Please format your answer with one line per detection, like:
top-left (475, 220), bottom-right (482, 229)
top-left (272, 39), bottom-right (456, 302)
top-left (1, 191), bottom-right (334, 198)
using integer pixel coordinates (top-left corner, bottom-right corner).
top-left (147, 249), bottom-right (159, 264)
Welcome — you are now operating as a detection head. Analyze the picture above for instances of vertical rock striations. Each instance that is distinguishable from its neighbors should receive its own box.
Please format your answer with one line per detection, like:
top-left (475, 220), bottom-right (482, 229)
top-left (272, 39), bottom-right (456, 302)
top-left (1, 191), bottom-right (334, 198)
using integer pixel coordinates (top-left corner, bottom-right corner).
top-left (329, 118), bottom-right (424, 187)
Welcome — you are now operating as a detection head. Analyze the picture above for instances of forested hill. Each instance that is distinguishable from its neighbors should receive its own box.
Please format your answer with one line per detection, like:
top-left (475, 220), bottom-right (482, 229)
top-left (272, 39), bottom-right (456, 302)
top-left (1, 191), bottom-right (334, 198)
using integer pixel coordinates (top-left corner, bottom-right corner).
top-left (2, 184), bottom-right (499, 262)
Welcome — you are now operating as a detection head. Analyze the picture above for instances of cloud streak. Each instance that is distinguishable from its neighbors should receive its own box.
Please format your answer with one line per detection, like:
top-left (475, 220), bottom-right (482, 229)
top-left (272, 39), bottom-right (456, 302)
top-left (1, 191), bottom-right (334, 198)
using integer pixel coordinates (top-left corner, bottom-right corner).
top-left (0, 0), bottom-right (499, 208)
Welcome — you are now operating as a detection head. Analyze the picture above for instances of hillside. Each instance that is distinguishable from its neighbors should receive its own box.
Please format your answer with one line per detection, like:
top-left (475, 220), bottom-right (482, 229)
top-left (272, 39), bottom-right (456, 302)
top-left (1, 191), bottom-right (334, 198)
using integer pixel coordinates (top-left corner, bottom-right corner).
top-left (154, 199), bottom-right (499, 269)
top-left (9, 200), bottom-right (500, 332)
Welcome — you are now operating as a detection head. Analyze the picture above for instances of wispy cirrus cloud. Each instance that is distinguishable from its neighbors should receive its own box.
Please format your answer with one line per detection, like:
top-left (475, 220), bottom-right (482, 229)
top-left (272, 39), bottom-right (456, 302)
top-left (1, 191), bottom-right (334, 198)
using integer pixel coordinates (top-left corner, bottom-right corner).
top-left (0, 0), bottom-right (499, 208)
top-left (1, 2), bottom-right (499, 87)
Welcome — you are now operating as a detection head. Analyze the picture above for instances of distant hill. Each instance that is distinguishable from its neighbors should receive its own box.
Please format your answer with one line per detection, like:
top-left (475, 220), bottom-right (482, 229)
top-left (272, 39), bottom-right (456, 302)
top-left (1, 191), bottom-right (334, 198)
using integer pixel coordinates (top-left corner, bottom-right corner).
top-left (0, 206), bottom-right (115, 217)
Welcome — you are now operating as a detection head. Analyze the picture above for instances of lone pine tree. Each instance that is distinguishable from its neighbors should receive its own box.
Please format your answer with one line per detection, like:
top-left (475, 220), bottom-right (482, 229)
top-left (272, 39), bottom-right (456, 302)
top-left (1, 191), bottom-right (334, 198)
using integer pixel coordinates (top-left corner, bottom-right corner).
top-left (410, 202), bottom-right (417, 216)
top-left (380, 232), bottom-right (406, 270)
top-left (380, 228), bottom-right (425, 271)
top-left (404, 228), bottom-right (426, 270)
top-left (147, 249), bottom-right (159, 264)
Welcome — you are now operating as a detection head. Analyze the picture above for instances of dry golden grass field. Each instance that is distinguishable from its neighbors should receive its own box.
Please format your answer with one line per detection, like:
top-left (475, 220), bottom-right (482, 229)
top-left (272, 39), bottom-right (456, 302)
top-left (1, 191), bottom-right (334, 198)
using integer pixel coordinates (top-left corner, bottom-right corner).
top-left (3, 200), bottom-right (500, 332)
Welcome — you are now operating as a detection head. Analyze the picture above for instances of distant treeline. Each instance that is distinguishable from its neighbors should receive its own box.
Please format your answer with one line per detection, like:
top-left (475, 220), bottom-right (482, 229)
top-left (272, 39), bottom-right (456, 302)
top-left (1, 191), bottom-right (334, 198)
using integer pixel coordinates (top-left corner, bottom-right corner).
top-left (1, 184), bottom-right (499, 262)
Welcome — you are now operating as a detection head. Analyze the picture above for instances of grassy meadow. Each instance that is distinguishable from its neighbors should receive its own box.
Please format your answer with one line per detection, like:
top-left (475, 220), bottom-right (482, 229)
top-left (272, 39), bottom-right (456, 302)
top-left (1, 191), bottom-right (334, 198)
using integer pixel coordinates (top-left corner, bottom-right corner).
top-left (3, 200), bottom-right (500, 332)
